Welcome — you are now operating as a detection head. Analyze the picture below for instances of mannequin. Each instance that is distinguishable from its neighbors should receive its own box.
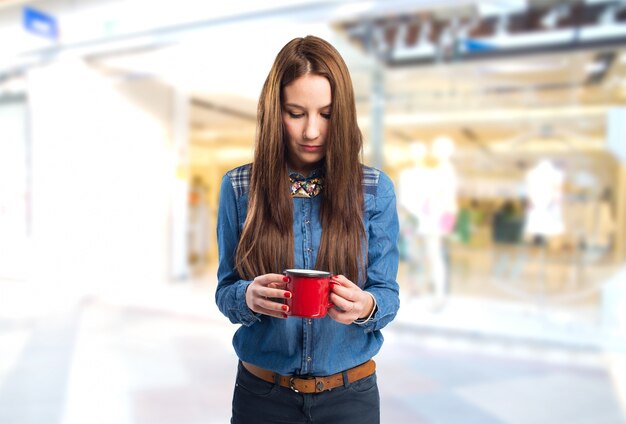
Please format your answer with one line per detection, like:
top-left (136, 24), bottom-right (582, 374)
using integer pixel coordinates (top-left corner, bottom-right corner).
top-left (399, 142), bottom-right (428, 294)
top-left (524, 159), bottom-right (565, 239)
top-left (399, 142), bottom-right (428, 220)
top-left (523, 159), bottom-right (565, 291)
top-left (399, 137), bottom-right (458, 307)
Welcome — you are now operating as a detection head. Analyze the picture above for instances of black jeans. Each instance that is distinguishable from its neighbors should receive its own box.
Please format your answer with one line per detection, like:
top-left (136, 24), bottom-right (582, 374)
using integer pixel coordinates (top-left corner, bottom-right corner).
top-left (231, 361), bottom-right (380, 424)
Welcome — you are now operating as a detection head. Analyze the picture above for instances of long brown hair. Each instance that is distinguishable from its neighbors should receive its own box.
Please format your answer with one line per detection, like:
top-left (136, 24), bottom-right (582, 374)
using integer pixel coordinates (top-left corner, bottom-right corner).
top-left (235, 35), bottom-right (366, 283)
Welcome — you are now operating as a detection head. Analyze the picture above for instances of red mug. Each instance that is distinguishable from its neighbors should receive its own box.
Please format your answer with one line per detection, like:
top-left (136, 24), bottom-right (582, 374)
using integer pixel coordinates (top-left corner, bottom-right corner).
top-left (284, 269), bottom-right (333, 318)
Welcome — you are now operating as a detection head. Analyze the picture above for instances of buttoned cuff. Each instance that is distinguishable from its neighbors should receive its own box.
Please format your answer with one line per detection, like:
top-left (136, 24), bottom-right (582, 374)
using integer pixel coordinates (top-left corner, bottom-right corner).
top-left (238, 282), bottom-right (261, 326)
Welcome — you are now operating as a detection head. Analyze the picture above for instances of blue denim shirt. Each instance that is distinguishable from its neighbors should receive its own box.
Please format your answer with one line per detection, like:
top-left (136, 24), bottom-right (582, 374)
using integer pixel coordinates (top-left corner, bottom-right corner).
top-left (216, 163), bottom-right (400, 376)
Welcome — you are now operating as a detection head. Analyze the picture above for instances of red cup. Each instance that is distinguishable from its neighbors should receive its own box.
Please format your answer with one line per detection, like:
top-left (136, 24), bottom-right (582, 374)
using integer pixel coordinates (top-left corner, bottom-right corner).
top-left (284, 269), bottom-right (333, 318)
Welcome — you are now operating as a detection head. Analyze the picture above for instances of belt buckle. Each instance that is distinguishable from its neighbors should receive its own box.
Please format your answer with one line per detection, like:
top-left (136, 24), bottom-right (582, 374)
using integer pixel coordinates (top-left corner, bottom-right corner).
top-left (289, 376), bottom-right (316, 393)
top-left (289, 377), bottom-right (300, 393)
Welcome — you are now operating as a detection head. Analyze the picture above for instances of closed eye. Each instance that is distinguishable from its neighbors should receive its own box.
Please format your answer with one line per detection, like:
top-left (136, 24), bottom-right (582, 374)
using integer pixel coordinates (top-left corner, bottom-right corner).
top-left (321, 113), bottom-right (331, 120)
top-left (288, 112), bottom-right (304, 118)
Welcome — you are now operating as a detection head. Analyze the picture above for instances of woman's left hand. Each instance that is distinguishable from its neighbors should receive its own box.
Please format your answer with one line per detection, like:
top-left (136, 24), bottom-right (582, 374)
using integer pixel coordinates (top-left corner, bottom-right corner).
top-left (327, 275), bottom-right (375, 325)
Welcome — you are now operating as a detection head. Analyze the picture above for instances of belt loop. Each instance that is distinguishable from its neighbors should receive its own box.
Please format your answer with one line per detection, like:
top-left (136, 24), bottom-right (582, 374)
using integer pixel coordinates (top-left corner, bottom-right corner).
top-left (273, 371), bottom-right (281, 386)
top-left (341, 370), bottom-right (351, 388)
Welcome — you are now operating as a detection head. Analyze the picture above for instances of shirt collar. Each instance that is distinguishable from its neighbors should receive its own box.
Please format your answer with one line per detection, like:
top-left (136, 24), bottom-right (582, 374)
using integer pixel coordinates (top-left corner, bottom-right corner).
top-left (288, 165), bottom-right (325, 180)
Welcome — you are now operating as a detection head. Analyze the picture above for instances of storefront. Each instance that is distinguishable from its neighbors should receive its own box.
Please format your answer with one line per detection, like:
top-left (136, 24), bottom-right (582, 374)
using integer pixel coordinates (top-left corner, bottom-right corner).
top-left (2, 0), bottom-right (625, 330)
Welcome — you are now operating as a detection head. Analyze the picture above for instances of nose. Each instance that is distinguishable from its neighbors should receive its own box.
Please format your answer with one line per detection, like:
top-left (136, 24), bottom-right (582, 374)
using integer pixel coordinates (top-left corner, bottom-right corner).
top-left (303, 116), bottom-right (321, 140)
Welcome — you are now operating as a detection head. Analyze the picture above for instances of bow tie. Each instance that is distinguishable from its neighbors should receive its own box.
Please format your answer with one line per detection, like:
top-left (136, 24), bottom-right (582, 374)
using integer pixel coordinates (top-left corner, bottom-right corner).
top-left (290, 175), bottom-right (323, 198)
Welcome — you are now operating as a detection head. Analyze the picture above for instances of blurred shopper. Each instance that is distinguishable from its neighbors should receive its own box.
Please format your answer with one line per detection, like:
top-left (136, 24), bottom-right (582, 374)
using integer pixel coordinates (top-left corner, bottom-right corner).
top-left (216, 35), bottom-right (400, 424)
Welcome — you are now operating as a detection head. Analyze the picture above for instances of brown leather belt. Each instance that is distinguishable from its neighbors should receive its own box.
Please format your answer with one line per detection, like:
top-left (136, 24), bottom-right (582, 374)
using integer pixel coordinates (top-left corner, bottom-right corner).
top-left (241, 360), bottom-right (376, 394)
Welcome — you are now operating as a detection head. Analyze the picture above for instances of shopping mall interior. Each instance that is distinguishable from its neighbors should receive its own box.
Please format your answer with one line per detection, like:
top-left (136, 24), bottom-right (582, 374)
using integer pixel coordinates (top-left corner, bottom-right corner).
top-left (1, 0), bottom-right (626, 423)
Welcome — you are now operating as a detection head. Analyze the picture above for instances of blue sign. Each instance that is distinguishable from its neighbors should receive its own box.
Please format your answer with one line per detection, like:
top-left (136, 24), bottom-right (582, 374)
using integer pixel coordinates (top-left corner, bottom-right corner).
top-left (23, 6), bottom-right (58, 40)
top-left (462, 38), bottom-right (495, 53)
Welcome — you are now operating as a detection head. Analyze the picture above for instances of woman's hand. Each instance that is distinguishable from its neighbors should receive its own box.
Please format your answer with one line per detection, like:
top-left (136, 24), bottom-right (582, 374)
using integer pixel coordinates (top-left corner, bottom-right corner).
top-left (327, 275), bottom-right (375, 325)
top-left (245, 273), bottom-right (292, 319)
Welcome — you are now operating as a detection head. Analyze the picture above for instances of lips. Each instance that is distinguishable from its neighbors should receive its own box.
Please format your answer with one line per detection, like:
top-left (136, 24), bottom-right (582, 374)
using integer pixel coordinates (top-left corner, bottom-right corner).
top-left (301, 144), bottom-right (323, 152)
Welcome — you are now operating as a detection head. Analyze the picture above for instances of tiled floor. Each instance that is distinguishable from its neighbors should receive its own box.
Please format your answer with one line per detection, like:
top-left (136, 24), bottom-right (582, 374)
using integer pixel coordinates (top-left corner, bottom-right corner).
top-left (0, 277), bottom-right (625, 424)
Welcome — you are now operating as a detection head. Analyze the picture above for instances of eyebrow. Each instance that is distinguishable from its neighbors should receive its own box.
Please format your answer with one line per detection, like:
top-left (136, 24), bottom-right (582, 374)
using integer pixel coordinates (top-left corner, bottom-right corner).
top-left (283, 103), bottom-right (332, 109)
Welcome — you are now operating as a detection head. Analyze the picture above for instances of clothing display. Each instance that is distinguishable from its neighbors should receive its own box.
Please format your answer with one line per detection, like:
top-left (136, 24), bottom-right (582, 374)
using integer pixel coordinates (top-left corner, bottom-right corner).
top-left (492, 202), bottom-right (525, 245)
top-left (398, 143), bottom-right (458, 303)
top-left (524, 160), bottom-right (565, 237)
top-left (399, 162), bottom-right (458, 236)
top-left (584, 199), bottom-right (616, 249)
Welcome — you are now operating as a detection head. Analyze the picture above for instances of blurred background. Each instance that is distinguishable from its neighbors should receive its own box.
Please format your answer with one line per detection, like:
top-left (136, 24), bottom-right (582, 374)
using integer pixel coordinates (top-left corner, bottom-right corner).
top-left (1, 0), bottom-right (626, 423)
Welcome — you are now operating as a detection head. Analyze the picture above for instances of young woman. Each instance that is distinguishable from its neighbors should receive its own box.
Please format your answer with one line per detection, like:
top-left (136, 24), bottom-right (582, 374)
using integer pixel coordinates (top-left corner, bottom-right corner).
top-left (216, 35), bottom-right (400, 424)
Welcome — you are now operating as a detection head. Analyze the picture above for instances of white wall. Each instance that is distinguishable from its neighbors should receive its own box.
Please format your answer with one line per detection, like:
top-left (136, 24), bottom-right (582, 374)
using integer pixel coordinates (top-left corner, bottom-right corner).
top-left (0, 99), bottom-right (28, 280)
top-left (27, 59), bottom-right (187, 290)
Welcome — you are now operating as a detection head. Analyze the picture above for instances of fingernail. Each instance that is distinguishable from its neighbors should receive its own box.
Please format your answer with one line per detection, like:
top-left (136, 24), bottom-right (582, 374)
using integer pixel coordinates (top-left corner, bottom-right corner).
top-left (284, 292), bottom-right (292, 298)
top-left (282, 276), bottom-right (289, 282)
top-left (282, 313), bottom-right (289, 319)
top-left (281, 305), bottom-right (288, 311)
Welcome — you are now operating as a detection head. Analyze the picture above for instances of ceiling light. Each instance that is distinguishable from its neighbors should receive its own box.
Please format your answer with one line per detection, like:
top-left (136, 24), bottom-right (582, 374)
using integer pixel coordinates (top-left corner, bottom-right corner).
top-left (330, 1), bottom-right (376, 19)
top-left (479, 61), bottom-right (566, 74)
top-left (477, 1), bottom-right (525, 17)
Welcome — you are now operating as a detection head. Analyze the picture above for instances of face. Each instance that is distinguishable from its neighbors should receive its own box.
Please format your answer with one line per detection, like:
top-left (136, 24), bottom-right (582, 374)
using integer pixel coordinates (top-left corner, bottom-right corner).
top-left (282, 74), bottom-right (331, 176)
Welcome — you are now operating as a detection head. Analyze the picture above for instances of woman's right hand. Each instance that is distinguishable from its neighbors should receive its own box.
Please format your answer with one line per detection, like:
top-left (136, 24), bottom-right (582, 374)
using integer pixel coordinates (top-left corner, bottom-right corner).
top-left (245, 273), bottom-right (292, 319)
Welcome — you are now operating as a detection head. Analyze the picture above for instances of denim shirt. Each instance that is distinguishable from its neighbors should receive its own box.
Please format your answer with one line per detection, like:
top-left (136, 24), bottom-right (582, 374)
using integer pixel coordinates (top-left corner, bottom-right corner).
top-left (216, 163), bottom-right (400, 376)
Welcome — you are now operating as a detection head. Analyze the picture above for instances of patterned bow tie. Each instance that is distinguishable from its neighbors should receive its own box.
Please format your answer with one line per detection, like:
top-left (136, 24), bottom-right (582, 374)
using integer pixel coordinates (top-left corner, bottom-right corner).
top-left (290, 175), bottom-right (323, 198)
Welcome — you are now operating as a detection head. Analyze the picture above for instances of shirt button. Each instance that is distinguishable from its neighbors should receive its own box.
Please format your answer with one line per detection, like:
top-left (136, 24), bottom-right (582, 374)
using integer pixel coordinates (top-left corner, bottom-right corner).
top-left (307, 319), bottom-right (312, 325)
top-left (307, 356), bottom-right (312, 362)
top-left (304, 220), bottom-right (310, 224)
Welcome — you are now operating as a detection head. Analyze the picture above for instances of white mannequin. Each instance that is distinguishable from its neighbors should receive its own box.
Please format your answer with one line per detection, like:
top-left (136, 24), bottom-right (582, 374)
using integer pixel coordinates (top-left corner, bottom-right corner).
top-left (524, 159), bottom-right (565, 237)
top-left (523, 159), bottom-right (565, 290)
top-left (399, 142), bottom-right (428, 219)
top-left (399, 137), bottom-right (458, 307)
top-left (399, 142), bottom-right (428, 295)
